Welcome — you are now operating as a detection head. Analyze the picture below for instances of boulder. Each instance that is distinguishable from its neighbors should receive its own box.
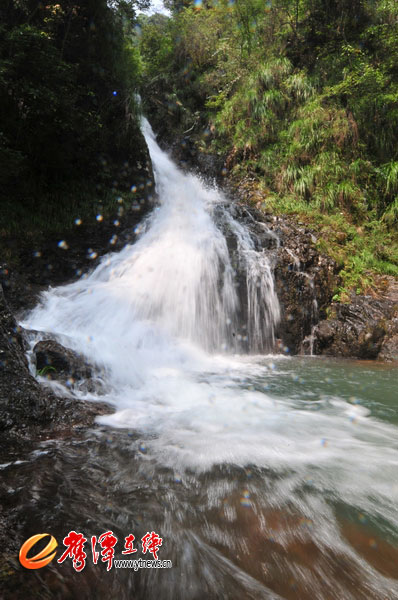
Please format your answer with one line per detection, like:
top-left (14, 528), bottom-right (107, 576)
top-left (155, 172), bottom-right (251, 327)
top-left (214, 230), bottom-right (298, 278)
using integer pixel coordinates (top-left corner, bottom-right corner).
top-left (33, 339), bottom-right (92, 382)
top-left (33, 339), bottom-right (107, 395)
top-left (379, 333), bottom-right (398, 361)
top-left (304, 293), bottom-right (398, 359)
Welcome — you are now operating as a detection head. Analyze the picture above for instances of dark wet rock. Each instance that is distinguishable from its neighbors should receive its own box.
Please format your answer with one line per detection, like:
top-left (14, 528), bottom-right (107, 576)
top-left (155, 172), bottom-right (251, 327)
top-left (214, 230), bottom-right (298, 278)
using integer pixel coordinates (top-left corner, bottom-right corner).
top-left (33, 339), bottom-right (107, 394)
top-left (167, 136), bottom-right (226, 182)
top-left (0, 286), bottom-right (111, 433)
top-left (139, 108), bottom-right (227, 183)
top-left (270, 217), bottom-right (339, 355)
top-left (303, 291), bottom-right (398, 360)
top-left (220, 197), bottom-right (398, 360)
top-left (33, 340), bottom-right (92, 381)
top-left (216, 204), bottom-right (280, 352)
top-left (0, 287), bottom-right (57, 431)
top-left (379, 279), bottom-right (398, 361)
top-left (379, 333), bottom-right (398, 361)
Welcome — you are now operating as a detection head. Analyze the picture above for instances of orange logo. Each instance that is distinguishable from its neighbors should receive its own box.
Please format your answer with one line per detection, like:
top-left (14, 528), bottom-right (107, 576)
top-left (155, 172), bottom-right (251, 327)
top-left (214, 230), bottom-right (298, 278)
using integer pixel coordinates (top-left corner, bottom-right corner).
top-left (19, 533), bottom-right (58, 569)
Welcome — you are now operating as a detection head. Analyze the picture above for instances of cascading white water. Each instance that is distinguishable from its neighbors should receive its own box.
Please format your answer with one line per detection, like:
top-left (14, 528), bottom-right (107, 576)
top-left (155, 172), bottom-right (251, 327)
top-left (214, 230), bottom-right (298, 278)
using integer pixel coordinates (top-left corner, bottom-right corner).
top-left (24, 118), bottom-right (280, 362)
top-left (18, 119), bottom-right (398, 599)
top-left (219, 209), bottom-right (280, 351)
top-left (22, 117), bottom-right (287, 463)
top-left (137, 118), bottom-right (241, 351)
top-left (20, 121), bottom-right (398, 597)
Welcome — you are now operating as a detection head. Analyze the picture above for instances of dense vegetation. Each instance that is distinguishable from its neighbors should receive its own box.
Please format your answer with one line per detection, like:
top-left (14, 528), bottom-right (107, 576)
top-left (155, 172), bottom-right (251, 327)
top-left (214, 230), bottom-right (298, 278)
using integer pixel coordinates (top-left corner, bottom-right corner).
top-left (0, 0), bottom-right (148, 238)
top-left (2, 0), bottom-right (398, 297)
top-left (139, 0), bottom-right (398, 296)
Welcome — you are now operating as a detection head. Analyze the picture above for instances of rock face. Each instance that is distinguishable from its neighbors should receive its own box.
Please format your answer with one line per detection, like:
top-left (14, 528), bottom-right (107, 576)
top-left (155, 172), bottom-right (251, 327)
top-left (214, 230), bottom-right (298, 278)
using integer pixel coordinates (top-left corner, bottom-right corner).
top-left (380, 332), bottom-right (398, 361)
top-left (379, 279), bottom-right (398, 361)
top-left (270, 217), bottom-right (338, 355)
top-left (304, 281), bottom-right (398, 360)
top-left (0, 288), bottom-right (56, 431)
top-left (155, 131), bottom-right (398, 361)
top-left (224, 206), bottom-right (340, 355)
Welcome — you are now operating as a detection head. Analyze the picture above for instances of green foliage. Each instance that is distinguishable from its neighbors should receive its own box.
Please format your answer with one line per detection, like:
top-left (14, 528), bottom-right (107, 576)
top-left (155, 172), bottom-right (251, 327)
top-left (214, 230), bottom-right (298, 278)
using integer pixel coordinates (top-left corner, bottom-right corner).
top-left (138, 0), bottom-right (398, 294)
top-left (0, 0), bottom-right (145, 236)
top-left (139, 14), bottom-right (174, 79)
top-left (37, 365), bottom-right (57, 377)
top-left (265, 193), bottom-right (398, 296)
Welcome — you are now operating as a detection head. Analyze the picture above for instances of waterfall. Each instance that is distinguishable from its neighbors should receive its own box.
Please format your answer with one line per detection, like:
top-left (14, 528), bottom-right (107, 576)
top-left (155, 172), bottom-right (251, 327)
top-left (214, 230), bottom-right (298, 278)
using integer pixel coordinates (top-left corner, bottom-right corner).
top-left (16, 120), bottom-right (398, 600)
top-left (25, 118), bottom-right (280, 360)
top-left (217, 208), bottom-right (280, 352)
top-left (140, 117), bottom-right (280, 352)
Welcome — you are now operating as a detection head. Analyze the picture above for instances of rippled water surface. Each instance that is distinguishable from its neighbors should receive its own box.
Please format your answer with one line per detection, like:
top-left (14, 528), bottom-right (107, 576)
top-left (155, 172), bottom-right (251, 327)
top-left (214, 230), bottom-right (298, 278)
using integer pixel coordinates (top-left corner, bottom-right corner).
top-left (3, 357), bottom-right (398, 599)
